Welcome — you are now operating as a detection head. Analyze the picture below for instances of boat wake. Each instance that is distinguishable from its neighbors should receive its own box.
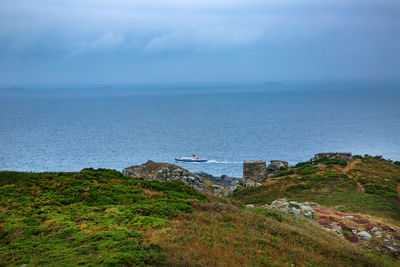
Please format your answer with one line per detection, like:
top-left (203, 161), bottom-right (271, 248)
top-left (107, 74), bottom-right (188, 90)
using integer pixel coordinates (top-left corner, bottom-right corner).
top-left (205, 160), bottom-right (242, 164)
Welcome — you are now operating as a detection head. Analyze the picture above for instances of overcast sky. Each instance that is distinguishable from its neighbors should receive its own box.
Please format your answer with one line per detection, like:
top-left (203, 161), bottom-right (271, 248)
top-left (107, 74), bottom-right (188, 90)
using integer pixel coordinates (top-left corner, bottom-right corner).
top-left (1, 0), bottom-right (400, 85)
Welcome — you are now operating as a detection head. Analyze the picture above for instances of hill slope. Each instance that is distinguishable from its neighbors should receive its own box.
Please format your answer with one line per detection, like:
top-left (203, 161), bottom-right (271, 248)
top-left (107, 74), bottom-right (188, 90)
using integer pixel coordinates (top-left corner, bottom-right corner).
top-left (232, 155), bottom-right (400, 224)
top-left (0, 167), bottom-right (399, 266)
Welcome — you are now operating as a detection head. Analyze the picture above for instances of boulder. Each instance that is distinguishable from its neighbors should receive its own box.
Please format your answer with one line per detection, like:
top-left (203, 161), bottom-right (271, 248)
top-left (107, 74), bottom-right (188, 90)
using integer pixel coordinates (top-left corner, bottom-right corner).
top-left (357, 231), bottom-right (372, 242)
top-left (300, 205), bottom-right (314, 212)
top-left (266, 160), bottom-right (289, 176)
top-left (123, 160), bottom-right (207, 191)
top-left (212, 185), bottom-right (224, 194)
top-left (289, 201), bottom-right (300, 208)
top-left (290, 207), bottom-right (301, 216)
top-left (374, 231), bottom-right (383, 238)
top-left (240, 179), bottom-right (262, 187)
top-left (386, 246), bottom-right (397, 252)
top-left (304, 211), bottom-right (317, 220)
top-left (194, 172), bottom-right (241, 186)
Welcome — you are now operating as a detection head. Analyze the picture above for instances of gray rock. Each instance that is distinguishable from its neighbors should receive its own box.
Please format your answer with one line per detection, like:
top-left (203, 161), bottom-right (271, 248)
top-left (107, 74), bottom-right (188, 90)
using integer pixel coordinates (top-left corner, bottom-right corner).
top-left (290, 207), bottom-right (301, 216)
top-left (374, 231), bottom-right (383, 238)
top-left (240, 179), bottom-right (262, 187)
top-left (212, 185), bottom-right (223, 194)
top-left (300, 205), bottom-right (314, 212)
top-left (303, 211), bottom-right (317, 220)
top-left (289, 201), bottom-right (300, 208)
top-left (342, 216), bottom-right (354, 219)
top-left (386, 234), bottom-right (394, 241)
top-left (231, 180), bottom-right (240, 186)
top-left (266, 160), bottom-right (289, 176)
top-left (386, 246), bottom-right (397, 252)
top-left (123, 160), bottom-right (208, 191)
top-left (357, 231), bottom-right (372, 242)
top-left (271, 198), bottom-right (288, 206)
top-left (277, 206), bottom-right (289, 213)
top-left (371, 227), bottom-right (379, 232)
top-left (246, 204), bottom-right (255, 208)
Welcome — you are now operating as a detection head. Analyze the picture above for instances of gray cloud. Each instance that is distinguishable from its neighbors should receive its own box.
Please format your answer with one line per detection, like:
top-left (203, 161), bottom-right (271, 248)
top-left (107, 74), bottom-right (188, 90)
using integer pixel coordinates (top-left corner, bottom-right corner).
top-left (1, 0), bottom-right (399, 84)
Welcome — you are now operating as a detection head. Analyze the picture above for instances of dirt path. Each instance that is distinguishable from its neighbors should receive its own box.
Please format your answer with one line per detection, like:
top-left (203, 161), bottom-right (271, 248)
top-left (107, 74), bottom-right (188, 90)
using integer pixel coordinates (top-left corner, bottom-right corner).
top-left (344, 159), bottom-right (361, 174)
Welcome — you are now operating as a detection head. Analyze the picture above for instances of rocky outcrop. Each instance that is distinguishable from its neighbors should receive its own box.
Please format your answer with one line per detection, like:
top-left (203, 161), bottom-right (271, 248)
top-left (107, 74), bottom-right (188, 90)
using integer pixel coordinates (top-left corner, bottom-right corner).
top-left (266, 160), bottom-right (289, 176)
top-left (243, 160), bottom-right (266, 181)
top-left (263, 198), bottom-right (318, 220)
top-left (123, 160), bottom-right (207, 191)
top-left (257, 199), bottom-right (400, 256)
top-left (311, 152), bottom-right (352, 162)
top-left (194, 171), bottom-right (241, 186)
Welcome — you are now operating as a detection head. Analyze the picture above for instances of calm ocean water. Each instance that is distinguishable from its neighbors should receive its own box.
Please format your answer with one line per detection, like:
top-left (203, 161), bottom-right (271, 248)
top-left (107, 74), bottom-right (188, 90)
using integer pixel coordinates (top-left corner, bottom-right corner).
top-left (1, 81), bottom-right (400, 177)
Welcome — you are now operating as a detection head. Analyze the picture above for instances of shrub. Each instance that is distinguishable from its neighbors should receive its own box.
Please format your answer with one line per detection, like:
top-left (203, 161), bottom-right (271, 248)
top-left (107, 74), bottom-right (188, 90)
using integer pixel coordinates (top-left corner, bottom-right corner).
top-left (352, 155), bottom-right (363, 160)
top-left (286, 184), bottom-right (310, 191)
top-left (274, 169), bottom-right (295, 177)
top-left (294, 161), bottom-right (312, 168)
top-left (314, 157), bottom-right (347, 167)
top-left (324, 170), bottom-right (348, 179)
top-left (394, 161), bottom-right (400, 166)
top-left (363, 183), bottom-right (397, 197)
top-left (296, 166), bottom-right (318, 175)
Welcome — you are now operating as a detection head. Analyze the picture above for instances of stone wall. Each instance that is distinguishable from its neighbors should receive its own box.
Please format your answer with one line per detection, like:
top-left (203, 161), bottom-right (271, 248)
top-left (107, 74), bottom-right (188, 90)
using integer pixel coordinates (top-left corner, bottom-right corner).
top-left (243, 160), bottom-right (266, 181)
top-left (311, 152), bottom-right (352, 162)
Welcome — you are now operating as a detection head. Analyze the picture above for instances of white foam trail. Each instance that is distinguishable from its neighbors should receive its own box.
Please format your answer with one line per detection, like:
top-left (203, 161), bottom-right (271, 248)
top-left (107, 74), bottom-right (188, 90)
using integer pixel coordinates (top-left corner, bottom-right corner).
top-left (206, 160), bottom-right (242, 164)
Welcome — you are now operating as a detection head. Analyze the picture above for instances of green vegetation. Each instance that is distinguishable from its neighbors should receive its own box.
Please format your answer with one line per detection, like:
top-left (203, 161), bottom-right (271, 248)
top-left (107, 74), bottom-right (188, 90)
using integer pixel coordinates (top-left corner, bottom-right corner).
top-left (273, 168), bottom-right (295, 177)
top-left (233, 156), bottom-right (400, 223)
top-left (0, 169), bottom-right (204, 266)
top-left (148, 197), bottom-right (398, 267)
top-left (1, 161), bottom-right (399, 266)
top-left (314, 157), bottom-right (348, 167)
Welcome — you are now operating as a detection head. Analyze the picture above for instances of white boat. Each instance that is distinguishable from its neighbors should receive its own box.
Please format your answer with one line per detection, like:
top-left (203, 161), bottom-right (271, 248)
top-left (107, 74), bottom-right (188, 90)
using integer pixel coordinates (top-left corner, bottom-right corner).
top-left (175, 155), bottom-right (208, 162)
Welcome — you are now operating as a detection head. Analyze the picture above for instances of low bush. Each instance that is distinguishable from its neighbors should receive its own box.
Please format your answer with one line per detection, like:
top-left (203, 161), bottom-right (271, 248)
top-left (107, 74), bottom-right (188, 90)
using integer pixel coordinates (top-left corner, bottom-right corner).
top-left (324, 170), bottom-right (348, 179)
top-left (0, 169), bottom-right (205, 266)
top-left (274, 169), bottom-right (295, 177)
top-left (363, 183), bottom-right (398, 197)
top-left (294, 161), bottom-right (312, 168)
top-left (296, 166), bottom-right (318, 175)
top-left (314, 157), bottom-right (347, 167)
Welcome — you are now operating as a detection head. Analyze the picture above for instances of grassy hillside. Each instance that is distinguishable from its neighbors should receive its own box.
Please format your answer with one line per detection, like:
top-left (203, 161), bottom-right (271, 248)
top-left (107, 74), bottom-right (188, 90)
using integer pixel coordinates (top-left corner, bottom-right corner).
top-left (1, 168), bottom-right (399, 266)
top-left (0, 169), bottom-right (205, 266)
top-left (232, 155), bottom-right (400, 224)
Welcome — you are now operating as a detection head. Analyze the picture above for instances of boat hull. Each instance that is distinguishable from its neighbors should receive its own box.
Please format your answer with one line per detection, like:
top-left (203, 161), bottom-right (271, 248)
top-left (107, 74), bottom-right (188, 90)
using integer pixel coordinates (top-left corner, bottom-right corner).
top-left (175, 158), bottom-right (208, 163)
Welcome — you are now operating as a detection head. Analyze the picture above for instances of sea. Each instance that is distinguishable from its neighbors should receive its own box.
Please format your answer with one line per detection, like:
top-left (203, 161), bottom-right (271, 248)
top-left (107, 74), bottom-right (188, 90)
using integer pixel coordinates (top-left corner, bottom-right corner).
top-left (1, 81), bottom-right (400, 177)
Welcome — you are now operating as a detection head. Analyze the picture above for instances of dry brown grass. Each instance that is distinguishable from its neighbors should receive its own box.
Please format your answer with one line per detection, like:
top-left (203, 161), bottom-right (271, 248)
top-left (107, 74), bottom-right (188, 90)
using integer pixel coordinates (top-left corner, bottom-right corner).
top-left (144, 198), bottom-right (397, 267)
